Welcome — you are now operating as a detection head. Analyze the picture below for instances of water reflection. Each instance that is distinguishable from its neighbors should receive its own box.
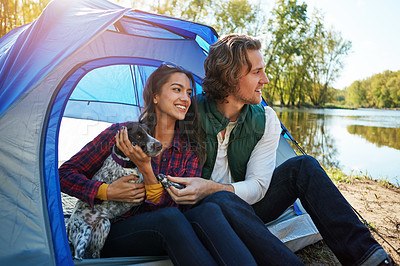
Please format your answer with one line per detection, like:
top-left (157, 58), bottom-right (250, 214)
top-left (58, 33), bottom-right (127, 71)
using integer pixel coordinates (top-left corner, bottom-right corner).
top-left (274, 107), bottom-right (400, 183)
top-left (275, 108), bottom-right (340, 168)
top-left (347, 125), bottom-right (400, 150)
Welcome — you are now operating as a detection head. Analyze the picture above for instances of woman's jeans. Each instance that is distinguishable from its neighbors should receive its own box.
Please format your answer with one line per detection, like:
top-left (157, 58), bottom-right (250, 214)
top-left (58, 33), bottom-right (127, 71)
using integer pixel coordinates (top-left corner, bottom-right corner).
top-left (252, 155), bottom-right (387, 265)
top-left (101, 207), bottom-right (217, 266)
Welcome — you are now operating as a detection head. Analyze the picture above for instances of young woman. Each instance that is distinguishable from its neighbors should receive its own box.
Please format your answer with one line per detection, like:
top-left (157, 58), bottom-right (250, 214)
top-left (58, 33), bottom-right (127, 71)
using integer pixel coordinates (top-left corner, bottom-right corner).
top-left (59, 64), bottom-right (260, 265)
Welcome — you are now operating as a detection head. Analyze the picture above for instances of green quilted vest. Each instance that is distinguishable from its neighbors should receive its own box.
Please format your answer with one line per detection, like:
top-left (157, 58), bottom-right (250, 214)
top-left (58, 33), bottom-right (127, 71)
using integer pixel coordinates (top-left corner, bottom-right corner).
top-left (197, 94), bottom-right (266, 182)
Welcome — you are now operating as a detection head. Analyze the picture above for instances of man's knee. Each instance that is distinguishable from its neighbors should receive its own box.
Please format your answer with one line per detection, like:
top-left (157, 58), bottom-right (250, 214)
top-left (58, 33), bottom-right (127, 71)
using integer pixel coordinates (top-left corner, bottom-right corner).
top-left (185, 202), bottom-right (224, 226)
top-left (203, 191), bottom-right (242, 204)
top-left (194, 202), bottom-right (222, 218)
top-left (300, 155), bottom-right (320, 167)
top-left (285, 154), bottom-right (319, 167)
top-left (282, 155), bottom-right (322, 176)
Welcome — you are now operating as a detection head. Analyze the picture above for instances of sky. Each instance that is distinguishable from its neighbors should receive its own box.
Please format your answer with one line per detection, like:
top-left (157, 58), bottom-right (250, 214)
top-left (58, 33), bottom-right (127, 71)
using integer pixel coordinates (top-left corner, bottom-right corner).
top-left (114, 0), bottom-right (400, 90)
top-left (302, 0), bottom-right (400, 89)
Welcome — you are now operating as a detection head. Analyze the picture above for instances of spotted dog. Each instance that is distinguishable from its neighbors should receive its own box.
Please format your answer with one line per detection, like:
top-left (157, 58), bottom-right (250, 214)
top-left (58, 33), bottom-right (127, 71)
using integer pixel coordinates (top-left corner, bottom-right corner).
top-left (66, 122), bottom-right (162, 260)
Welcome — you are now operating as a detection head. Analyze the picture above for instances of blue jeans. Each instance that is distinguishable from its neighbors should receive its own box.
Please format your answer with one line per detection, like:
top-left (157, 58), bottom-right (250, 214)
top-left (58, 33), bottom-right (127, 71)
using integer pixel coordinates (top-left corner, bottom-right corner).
top-left (186, 192), bottom-right (304, 266)
top-left (252, 155), bottom-right (387, 265)
top-left (101, 207), bottom-right (217, 265)
top-left (101, 204), bottom-right (269, 265)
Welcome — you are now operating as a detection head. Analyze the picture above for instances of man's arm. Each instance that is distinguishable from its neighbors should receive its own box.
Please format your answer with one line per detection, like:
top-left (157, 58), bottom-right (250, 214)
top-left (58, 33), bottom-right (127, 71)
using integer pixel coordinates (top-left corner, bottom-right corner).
top-left (231, 106), bottom-right (281, 204)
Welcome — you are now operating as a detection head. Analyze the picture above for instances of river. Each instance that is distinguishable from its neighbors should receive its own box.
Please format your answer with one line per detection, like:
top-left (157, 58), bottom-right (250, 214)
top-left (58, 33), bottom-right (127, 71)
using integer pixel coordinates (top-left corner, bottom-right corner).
top-left (274, 107), bottom-right (400, 186)
top-left (59, 108), bottom-right (400, 186)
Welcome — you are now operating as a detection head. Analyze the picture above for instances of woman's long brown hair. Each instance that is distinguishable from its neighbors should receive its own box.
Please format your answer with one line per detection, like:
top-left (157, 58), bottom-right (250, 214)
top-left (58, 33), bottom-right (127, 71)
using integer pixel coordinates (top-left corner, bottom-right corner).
top-left (139, 64), bottom-right (205, 165)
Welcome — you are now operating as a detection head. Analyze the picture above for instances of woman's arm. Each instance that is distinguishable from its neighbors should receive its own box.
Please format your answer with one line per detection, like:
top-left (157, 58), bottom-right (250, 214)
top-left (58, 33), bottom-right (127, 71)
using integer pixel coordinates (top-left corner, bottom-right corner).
top-left (59, 123), bottom-right (120, 206)
top-left (59, 122), bottom-right (145, 206)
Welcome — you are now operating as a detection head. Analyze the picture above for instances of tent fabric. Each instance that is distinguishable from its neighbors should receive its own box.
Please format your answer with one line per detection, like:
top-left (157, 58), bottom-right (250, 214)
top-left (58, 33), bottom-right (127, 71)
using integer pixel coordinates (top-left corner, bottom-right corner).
top-left (0, 0), bottom-right (130, 117)
top-left (0, 0), bottom-right (320, 265)
top-left (266, 199), bottom-right (322, 252)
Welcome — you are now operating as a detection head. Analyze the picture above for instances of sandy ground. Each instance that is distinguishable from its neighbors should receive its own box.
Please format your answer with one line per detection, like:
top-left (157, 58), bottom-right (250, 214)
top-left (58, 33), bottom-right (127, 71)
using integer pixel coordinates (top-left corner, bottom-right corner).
top-left (61, 178), bottom-right (400, 264)
top-left (336, 178), bottom-right (400, 264)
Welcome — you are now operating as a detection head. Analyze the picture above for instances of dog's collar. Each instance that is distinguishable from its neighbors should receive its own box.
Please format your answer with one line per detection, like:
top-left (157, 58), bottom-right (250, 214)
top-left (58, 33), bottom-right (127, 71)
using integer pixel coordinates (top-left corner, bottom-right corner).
top-left (111, 147), bottom-right (136, 169)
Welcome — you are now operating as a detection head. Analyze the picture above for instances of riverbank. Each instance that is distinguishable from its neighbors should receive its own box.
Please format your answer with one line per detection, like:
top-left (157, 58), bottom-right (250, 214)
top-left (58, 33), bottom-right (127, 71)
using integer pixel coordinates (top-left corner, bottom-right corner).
top-left (297, 171), bottom-right (400, 265)
top-left (271, 101), bottom-right (400, 111)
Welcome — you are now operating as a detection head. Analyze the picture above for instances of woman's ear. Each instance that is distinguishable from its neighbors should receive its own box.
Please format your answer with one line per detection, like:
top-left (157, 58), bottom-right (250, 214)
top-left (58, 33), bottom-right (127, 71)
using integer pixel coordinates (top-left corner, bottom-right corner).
top-left (153, 93), bottom-right (158, 104)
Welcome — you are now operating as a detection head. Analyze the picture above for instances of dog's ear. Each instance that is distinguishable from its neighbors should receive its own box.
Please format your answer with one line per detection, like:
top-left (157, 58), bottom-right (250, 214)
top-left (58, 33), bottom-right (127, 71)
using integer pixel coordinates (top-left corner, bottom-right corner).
top-left (140, 123), bottom-right (151, 134)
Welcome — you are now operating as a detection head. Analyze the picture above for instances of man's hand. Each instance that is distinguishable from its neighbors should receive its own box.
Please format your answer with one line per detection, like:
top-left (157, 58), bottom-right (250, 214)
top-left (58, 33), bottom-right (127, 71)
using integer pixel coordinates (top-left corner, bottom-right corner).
top-left (107, 175), bottom-right (145, 203)
top-left (166, 176), bottom-right (234, 205)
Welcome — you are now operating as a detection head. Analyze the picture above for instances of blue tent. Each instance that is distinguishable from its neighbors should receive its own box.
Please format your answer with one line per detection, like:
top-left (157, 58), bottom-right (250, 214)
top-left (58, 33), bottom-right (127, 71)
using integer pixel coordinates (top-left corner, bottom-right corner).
top-left (0, 0), bottom-right (320, 265)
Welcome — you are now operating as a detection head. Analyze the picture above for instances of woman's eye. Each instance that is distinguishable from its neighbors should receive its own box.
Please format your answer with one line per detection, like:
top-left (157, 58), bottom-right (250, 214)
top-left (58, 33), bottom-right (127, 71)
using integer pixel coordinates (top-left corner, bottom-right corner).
top-left (173, 87), bottom-right (180, 92)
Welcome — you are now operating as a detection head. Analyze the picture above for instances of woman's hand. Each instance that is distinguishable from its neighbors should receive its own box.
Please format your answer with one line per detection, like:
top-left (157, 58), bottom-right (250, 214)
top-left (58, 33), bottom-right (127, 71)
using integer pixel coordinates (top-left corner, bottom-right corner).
top-left (115, 126), bottom-right (151, 170)
top-left (115, 126), bottom-right (158, 185)
top-left (107, 175), bottom-right (145, 203)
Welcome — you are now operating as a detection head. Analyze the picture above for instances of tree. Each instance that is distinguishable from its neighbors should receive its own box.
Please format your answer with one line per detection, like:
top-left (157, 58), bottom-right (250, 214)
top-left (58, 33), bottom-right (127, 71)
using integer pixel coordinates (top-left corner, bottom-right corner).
top-left (1, 0), bottom-right (49, 38)
top-left (305, 12), bottom-right (352, 106)
top-left (346, 80), bottom-right (367, 107)
top-left (263, 0), bottom-right (308, 105)
top-left (345, 70), bottom-right (400, 108)
top-left (214, 0), bottom-right (260, 35)
top-left (147, 0), bottom-right (261, 36)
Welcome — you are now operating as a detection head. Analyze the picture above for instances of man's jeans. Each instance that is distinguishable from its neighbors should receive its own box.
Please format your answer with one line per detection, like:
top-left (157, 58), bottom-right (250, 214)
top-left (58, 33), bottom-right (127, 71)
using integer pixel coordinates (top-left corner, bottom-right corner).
top-left (186, 192), bottom-right (304, 265)
top-left (252, 155), bottom-right (387, 265)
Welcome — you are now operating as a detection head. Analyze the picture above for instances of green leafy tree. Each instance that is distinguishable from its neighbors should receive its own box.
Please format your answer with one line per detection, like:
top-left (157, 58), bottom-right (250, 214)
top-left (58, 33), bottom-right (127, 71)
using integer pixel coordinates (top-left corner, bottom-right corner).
top-left (1, 0), bottom-right (49, 38)
top-left (305, 12), bottom-right (352, 106)
top-left (148, 0), bottom-right (261, 35)
top-left (263, 0), bottom-right (308, 105)
top-left (345, 70), bottom-right (400, 108)
top-left (214, 0), bottom-right (260, 35)
top-left (346, 80), bottom-right (367, 107)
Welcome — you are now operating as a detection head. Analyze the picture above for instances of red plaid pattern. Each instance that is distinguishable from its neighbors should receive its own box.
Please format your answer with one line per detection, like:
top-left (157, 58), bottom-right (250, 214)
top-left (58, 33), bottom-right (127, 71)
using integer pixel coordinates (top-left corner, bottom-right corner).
top-left (59, 122), bottom-right (201, 217)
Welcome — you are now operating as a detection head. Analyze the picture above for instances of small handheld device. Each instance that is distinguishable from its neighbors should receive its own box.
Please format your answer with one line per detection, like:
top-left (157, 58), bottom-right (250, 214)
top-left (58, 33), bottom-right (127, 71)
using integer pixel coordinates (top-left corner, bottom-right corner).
top-left (156, 174), bottom-right (185, 189)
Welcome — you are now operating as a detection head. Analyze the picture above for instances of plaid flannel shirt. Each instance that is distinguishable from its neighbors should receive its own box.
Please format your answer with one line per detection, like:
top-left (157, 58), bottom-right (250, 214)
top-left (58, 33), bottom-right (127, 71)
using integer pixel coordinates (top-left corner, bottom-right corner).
top-left (59, 122), bottom-right (201, 219)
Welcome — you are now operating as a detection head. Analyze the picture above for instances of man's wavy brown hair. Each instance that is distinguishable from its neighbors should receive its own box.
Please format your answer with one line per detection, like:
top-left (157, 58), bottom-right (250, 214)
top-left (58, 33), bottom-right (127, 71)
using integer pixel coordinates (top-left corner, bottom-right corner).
top-left (202, 34), bottom-right (261, 102)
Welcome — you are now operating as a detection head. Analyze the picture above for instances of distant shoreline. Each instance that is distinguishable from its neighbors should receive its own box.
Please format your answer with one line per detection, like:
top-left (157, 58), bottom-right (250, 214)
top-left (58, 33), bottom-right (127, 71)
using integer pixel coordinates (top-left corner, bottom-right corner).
top-left (271, 103), bottom-right (400, 111)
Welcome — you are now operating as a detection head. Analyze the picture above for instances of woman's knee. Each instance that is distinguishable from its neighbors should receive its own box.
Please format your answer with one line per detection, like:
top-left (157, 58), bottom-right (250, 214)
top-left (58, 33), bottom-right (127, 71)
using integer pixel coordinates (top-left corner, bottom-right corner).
top-left (153, 207), bottom-right (188, 229)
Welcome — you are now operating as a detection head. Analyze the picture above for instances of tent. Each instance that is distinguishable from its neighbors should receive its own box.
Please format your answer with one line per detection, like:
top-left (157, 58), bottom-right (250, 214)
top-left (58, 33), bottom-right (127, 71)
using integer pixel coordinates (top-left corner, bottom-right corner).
top-left (0, 0), bottom-right (321, 265)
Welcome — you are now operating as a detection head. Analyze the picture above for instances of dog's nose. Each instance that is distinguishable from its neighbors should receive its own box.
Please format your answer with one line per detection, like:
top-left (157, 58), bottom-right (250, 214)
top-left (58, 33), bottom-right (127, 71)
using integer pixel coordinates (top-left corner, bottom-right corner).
top-left (153, 142), bottom-right (162, 152)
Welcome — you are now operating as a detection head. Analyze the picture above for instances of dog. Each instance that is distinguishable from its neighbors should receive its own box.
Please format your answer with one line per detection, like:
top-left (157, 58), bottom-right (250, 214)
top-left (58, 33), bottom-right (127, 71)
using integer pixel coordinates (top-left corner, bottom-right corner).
top-left (66, 122), bottom-right (162, 260)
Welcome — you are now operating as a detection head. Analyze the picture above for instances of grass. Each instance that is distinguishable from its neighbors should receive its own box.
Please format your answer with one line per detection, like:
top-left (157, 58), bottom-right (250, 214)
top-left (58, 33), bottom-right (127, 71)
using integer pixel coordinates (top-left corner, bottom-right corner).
top-left (325, 167), bottom-right (359, 184)
top-left (325, 167), bottom-right (399, 188)
top-left (295, 240), bottom-right (340, 265)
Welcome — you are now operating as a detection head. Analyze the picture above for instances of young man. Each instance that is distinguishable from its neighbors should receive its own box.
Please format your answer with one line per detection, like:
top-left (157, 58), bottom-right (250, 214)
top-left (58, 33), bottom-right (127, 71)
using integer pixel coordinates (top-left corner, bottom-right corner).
top-left (167, 34), bottom-right (392, 265)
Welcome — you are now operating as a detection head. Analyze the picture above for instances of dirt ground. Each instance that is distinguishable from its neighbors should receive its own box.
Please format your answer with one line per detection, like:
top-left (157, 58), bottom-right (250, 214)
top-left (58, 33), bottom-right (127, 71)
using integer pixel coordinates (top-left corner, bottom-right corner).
top-left (297, 178), bottom-right (400, 265)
